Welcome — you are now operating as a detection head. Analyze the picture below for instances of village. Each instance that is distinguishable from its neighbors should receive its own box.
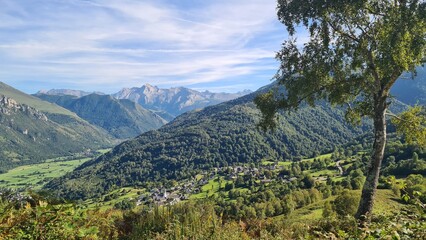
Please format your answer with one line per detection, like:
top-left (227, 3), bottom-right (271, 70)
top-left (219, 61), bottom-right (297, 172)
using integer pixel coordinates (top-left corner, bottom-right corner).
top-left (135, 163), bottom-right (300, 206)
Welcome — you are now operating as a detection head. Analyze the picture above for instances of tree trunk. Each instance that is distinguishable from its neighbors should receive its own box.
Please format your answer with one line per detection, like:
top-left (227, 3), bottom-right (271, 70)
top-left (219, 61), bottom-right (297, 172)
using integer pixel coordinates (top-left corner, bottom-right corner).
top-left (355, 96), bottom-right (387, 223)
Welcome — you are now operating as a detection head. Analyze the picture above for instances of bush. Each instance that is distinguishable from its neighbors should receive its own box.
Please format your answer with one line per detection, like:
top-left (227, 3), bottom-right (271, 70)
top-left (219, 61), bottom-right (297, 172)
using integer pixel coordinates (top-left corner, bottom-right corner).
top-left (332, 190), bottom-right (360, 217)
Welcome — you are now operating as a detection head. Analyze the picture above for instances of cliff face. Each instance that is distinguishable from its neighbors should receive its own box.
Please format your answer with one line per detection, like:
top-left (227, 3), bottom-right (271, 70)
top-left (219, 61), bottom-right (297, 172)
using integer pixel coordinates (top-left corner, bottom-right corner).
top-left (0, 96), bottom-right (48, 121)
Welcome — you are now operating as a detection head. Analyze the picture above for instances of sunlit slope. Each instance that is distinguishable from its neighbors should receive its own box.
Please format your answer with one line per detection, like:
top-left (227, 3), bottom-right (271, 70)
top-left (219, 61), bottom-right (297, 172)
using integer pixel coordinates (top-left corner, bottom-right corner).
top-left (0, 82), bottom-right (113, 170)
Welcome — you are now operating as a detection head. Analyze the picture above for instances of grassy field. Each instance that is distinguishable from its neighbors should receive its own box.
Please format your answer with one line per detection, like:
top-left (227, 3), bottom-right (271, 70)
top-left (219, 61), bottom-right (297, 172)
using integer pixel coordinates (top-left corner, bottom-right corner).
top-left (301, 153), bottom-right (333, 162)
top-left (261, 153), bottom-right (333, 167)
top-left (83, 187), bottom-right (143, 210)
top-left (284, 189), bottom-right (405, 223)
top-left (97, 148), bottom-right (112, 154)
top-left (0, 149), bottom-right (111, 189)
top-left (190, 177), bottom-right (230, 199)
top-left (309, 169), bottom-right (338, 177)
top-left (0, 157), bottom-right (91, 189)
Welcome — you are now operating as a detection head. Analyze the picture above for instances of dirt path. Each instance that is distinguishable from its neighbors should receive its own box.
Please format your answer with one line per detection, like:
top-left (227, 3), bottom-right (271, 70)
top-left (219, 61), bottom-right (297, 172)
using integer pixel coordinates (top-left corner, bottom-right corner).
top-left (336, 160), bottom-right (343, 175)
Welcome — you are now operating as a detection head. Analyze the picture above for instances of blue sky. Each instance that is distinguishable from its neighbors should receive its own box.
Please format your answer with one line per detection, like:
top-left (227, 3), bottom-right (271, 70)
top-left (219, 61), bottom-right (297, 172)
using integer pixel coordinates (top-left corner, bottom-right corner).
top-left (0, 0), bottom-right (291, 94)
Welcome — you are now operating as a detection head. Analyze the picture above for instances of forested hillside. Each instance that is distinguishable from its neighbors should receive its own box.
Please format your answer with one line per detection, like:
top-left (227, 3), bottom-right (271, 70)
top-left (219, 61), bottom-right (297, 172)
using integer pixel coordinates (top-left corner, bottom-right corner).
top-left (35, 93), bottom-right (166, 139)
top-left (45, 85), bottom-right (373, 199)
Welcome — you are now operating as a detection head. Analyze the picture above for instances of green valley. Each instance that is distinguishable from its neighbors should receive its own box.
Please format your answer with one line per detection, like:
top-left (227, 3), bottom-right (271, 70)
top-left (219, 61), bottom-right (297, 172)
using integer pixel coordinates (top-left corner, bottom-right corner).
top-left (0, 149), bottom-right (110, 190)
top-left (0, 0), bottom-right (425, 239)
top-left (44, 86), bottom-right (374, 200)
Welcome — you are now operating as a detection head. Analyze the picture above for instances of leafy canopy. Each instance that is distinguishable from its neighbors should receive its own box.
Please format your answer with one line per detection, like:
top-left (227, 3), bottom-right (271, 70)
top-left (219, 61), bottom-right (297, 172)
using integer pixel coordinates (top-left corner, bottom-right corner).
top-left (255, 0), bottom-right (426, 129)
top-left (392, 105), bottom-right (426, 146)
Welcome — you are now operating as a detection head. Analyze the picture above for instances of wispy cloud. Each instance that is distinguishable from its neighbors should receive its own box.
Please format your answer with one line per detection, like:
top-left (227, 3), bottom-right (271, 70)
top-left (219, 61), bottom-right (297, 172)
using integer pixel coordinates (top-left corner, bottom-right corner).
top-left (0, 0), bottom-right (287, 93)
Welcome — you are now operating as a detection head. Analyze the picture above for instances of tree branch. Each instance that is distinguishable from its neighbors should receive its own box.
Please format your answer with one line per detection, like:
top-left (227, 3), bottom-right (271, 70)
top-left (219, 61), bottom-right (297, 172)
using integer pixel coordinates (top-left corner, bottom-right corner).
top-left (325, 19), bottom-right (360, 43)
top-left (366, 50), bottom-right (382, 91)
top-left (365, 6), bottom-right (386, 17)
top-left (385, 112), bottom-right (404, 121)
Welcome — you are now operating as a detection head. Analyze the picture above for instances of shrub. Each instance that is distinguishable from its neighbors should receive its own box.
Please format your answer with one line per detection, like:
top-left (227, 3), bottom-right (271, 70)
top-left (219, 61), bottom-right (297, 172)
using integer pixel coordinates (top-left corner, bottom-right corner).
top-left (332, 190), bottom-right (360, 217)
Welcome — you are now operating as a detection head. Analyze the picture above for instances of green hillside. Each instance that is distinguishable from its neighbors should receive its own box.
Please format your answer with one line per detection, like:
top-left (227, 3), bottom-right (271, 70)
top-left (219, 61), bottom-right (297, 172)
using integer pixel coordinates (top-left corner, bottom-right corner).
top-left (45, 86), bottom-right (373, 199)
top-left (0, 82), bottom-right (114, 171)
top-left (35, 93), bottom-right (166, 139)
top-left (0, 82), bottom-right (75, 116)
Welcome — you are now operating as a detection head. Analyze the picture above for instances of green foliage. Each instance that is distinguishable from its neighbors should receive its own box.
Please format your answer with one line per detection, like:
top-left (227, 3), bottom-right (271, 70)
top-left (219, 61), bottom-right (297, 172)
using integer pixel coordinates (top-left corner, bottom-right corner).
top-left (381, 135), bottom-right (426, 176)
top-left (0, 155), bottom-right (423, 239)
top-left (322, 200), bottom-right (335, 218)
top-left (392, 105), bottom-right (426, 147)
top-left (256, 0), bottom-right (426, 222)
top-left (126, 202), bottom-right (248, 240)
top-left (400, 174), bottom-right (426, 205)
top-left (257, 0), bottom-right (426, 126)
top-left (113, 199), bottom-right (136, 210)
top-left (0, 193), bottom-right (122, 240)
top-left (332, 190), bottom-right (360, 217)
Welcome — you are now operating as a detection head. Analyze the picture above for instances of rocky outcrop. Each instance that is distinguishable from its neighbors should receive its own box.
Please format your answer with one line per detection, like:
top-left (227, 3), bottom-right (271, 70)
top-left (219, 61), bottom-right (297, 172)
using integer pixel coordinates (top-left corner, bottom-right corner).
top-left (0, 96), bottom-right (48, 121)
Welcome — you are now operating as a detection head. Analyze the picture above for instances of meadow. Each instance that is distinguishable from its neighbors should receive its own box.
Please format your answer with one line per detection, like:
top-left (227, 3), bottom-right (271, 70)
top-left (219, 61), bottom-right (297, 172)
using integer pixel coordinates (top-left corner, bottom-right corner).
top-left (0, 157), bottom-right (91, 189)
top-left (0, 149), bottom-right (111, 189)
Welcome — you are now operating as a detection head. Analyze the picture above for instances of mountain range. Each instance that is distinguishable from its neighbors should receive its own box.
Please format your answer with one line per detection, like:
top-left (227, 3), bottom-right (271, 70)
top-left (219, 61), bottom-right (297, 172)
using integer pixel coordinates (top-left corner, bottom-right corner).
top-left (38, 84), bottom-right (251, 122)
top-left (35, 93), bottom-right (166, 139)
top-left (112, 84), bottom-right (252, 121)
top-left (37, 89), bottom-right (105, 98)
top-left (391, 67), bottom-right (426, 105)
top-left (0, 82), bottom-right (113, 171)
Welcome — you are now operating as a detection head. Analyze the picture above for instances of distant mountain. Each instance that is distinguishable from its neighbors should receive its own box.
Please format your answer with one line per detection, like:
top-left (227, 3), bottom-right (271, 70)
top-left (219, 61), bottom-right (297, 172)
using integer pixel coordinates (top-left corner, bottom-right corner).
top-left (0, 82), bottom-right (113, 171)
top-left (391, 67), bottom-right (426, 105)
top-left (35, 93), bottom-right (166, 139)
top-left (113, 84), bottom-right (252, 120)
top-left (46, 84), bottom-right (373, 199)
top-left (37, 89), bottom-right (105, 98)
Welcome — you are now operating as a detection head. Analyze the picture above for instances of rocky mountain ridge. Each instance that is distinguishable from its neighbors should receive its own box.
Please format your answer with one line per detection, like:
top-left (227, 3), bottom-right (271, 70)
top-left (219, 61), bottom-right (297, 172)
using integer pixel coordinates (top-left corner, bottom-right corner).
top-left (113, 84), bottom-right (252, 120)
top-left (36, 89), bottom-right (105, 98)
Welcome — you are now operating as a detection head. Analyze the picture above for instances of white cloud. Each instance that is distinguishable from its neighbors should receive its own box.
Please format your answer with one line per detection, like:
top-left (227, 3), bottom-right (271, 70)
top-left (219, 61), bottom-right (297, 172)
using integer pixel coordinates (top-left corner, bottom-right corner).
top-left (0, 0), bottom-right (286, 93)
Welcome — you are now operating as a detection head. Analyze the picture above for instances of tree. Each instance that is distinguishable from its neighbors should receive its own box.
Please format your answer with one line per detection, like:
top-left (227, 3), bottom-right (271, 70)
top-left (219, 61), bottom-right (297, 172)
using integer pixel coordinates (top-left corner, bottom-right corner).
top-left (333, 190), bottom-right (360, 217)
top-left (255, 0), bottom-right (426, 223)
top-left (322, 200), bottom-right (335, 218)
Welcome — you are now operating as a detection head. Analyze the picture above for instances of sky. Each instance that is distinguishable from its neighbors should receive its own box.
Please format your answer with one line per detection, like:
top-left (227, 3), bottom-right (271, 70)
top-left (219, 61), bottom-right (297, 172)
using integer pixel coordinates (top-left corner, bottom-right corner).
top-left (0, 0), bottom-right (293, 94)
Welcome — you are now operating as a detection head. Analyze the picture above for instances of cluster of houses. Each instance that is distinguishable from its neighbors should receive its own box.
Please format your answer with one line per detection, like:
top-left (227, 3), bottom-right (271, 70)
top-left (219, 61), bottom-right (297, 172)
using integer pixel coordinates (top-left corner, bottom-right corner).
top-left (135, 163), bottom-right (293, 206)
top-left (136, 183), bottom-right (195, 206)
